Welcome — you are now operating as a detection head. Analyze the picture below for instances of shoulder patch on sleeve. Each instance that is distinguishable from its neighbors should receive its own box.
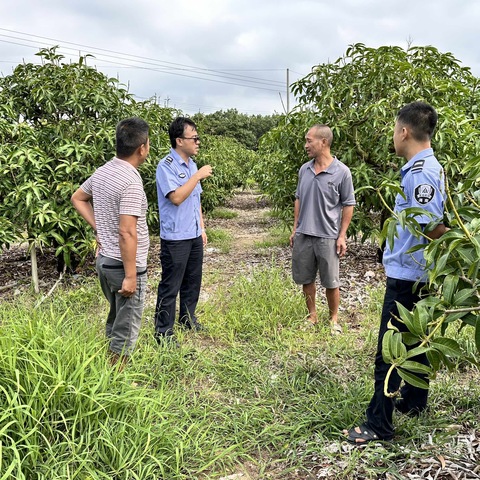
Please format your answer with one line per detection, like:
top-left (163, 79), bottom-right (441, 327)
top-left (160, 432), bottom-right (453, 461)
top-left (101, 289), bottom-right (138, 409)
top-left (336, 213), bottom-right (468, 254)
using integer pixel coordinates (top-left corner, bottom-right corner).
top-left (411, 159), bottom-right (425, 173)
top-left (414, 184), bottom-right (435, 205)
top-left (165, 156), bottom-right (174, 164)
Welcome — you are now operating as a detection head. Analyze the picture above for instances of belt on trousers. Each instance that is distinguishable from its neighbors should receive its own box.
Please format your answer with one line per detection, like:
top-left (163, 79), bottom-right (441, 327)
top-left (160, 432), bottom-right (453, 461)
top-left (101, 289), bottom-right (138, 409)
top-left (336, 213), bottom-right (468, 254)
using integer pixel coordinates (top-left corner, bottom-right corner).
top-left (102, 264), bottom-right (147, 276)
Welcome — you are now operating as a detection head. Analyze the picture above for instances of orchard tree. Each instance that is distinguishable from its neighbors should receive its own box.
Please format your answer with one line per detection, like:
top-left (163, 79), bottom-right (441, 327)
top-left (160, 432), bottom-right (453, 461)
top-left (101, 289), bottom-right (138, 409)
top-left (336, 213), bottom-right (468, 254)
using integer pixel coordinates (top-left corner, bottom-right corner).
top-left (0, 102), bottom-right (20, 250)
top-left (255, 44), bottom-right (480, 384)
top-left (0, 48), bottom-right (258, 292)
top-left (255, 44), bottom-right (480, 234)
top-left (195, 134), bottom-right (257, 213)
top-left (0, 47), bottom-right (173, 290)
top-left (193, 108), bottom-right (281, 150)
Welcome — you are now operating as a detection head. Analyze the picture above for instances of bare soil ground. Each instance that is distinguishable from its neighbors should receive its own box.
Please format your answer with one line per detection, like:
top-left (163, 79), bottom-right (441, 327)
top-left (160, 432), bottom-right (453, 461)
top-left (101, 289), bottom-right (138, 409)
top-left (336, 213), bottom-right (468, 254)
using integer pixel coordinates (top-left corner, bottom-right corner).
top-left (202, 189), bottom-right (385, 324)
top-left (0, 189), bottom-right (384, 319)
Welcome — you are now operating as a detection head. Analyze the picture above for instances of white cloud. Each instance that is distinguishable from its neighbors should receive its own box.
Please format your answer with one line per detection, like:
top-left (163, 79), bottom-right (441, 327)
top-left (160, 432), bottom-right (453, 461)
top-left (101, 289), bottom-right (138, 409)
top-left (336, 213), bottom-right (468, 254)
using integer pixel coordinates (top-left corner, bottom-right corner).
top-left (0, 0), bottom-right (479, 114)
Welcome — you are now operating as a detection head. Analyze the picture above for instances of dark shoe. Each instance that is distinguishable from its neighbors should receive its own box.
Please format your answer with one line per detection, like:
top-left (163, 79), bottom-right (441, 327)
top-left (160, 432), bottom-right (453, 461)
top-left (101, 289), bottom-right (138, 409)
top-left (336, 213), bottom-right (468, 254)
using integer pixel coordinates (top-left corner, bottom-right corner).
top-left (108, 351), bottom-right (129, 372)
top-left (190, 321), bottom-right (205, 332)
top-left (179, 319), bottom-right (205, 332)
top-left (343, 424), bottom-right (391, 447)
top-left (154, 332), bottom-right (179, 348)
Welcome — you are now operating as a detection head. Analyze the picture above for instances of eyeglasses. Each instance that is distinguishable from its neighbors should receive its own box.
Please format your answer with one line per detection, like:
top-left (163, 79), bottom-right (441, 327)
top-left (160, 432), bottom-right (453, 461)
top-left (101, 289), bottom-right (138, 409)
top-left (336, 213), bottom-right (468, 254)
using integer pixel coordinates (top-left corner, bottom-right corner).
top-left (181, 136), bottom-right (201, 143)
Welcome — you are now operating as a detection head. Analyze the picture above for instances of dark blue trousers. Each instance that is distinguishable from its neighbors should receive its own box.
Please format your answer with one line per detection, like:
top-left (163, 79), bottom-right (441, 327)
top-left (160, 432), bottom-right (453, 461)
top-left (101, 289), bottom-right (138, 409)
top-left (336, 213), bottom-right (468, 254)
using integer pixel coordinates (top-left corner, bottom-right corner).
top-left (365, 277), bottom-right (429, 440)
top-left (154, 236), bottom-right (203, 336)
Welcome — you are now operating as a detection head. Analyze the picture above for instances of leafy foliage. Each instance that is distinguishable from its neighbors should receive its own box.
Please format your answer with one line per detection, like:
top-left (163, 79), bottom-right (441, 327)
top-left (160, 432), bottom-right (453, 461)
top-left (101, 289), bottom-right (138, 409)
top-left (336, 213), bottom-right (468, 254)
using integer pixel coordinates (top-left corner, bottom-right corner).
top-left (255, 43), bottom-right (480, 382)
top-left (193, 108), bottom-right (281, 150)
top-left (0, 47), bottom-right (174, 266)
top-left (0, 49), bottom-right (258, 271)
top-left (380, 195), bottom-right (480, 394)
top-left (0, 48), bottom-right (129, 264)
top-left (195, 134), bottom-right (257, 213)
top-left (255, 44), bottom-right (480, 235)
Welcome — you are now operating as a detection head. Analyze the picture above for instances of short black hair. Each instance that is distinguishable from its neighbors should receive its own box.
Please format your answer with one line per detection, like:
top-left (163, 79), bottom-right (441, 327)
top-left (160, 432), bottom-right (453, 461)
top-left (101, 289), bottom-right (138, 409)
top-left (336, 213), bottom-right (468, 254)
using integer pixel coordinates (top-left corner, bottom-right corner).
top-left (116, 117), bottom-right (149, 158)
top-left (397, 102), bottom-right (437, 142)
top-left (169, 116), bottom-right (197, 148)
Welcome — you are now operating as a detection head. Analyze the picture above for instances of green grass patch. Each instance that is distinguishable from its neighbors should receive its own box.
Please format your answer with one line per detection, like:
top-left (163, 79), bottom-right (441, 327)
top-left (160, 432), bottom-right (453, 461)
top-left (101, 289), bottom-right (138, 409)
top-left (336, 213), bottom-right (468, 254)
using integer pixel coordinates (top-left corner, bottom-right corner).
top-left (1, 268), bottom-right (479, 479)
top-left (254, 225), bottom-right (291, 248)
top-left (209, 208), bottom-right (239, 220)
top-left (205, 227), bottom-right (233, 253)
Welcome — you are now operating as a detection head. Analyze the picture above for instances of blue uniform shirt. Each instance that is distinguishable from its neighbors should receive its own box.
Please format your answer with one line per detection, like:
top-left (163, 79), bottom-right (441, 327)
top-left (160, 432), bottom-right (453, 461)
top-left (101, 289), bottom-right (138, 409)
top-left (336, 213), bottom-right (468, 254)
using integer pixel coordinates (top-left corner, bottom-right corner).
top-left (156, 148), bottom-right (203, 240)
top-left (383, 148), bottom-right (446, 282)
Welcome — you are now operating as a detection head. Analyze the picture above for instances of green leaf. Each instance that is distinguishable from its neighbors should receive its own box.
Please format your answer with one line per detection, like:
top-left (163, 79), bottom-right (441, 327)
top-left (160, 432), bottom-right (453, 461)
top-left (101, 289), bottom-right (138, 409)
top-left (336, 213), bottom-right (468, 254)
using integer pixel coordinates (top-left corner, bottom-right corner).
top-left (400, 360), bottom-right (432, 375)
top-left (431, 337), bottom-right (462, 358)
top-left (391, 332), bottom-right (407, 360)
top-left (475, 319), bottom-right (480, 354)
top-left (442, 274), bottom-right (458, 305)
top-left (426, 350), bottom-right (441, 372)
top-left (402, 332), bottom-right (422, 346)
top-left (405, 346), bottom-right (430, 359)
top-left (417, 296), bottom-right (442, 308)
top-left (412, 307), bottom-right (429, 337)
top-left (397, 368), bottom-right (429, 389)
top-left (396, 302), bottom-right (414, 330)
top-left (382, 330), bottom-right (394, 364)
top-left (433, 253), bottom-right (449, 277)
top-left (445, 311), bottom-right (468, 323)
top-left (453, 288), bottom-right (478, 306)
top-left (459, 313), bottom-right (478, 328)
top-left (50, 231), bottom-right (65, 244)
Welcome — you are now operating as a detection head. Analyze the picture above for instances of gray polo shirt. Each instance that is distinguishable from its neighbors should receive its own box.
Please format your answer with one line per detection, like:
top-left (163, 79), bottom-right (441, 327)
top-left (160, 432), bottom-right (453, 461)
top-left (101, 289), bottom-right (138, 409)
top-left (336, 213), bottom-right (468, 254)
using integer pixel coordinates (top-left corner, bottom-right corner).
top-left (295, 157), bottom-right (356, 239)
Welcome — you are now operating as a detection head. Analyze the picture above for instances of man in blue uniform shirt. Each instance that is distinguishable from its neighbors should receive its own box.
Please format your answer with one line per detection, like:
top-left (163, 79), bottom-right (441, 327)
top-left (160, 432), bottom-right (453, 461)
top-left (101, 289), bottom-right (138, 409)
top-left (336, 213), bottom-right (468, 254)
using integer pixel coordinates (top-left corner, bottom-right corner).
top-left (344, 101), bottom-right (449, 445)
top-left (154, 117), bottom-right (212, 343)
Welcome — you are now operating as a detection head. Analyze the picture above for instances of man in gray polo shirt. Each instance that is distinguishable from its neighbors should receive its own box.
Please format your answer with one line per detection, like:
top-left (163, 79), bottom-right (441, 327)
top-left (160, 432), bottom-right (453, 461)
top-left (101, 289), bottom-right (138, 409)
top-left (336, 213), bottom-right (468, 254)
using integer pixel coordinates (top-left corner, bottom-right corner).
top-left (290, 124), bottom-right (355, 333)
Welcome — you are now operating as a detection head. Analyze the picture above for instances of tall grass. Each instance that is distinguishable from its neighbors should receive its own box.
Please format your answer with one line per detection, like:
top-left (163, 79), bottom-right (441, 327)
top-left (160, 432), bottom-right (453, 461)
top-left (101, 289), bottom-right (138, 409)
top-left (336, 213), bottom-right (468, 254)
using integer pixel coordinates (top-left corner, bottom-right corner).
top-left (1, 268), bottom-right (478, 479)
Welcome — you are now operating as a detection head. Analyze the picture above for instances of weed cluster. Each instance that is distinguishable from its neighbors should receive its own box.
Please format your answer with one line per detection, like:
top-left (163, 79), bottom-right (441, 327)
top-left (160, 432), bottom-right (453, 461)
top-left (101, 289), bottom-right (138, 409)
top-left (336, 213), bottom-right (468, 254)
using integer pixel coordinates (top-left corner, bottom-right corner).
top-left (0, 268), bottom-right (478, 479)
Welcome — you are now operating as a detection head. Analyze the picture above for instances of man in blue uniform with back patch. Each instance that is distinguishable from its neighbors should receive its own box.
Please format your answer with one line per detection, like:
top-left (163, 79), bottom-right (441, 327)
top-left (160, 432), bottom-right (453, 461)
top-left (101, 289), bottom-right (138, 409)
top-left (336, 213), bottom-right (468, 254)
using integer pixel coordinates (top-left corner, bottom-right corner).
top-left (344, 101), bottom-right (449, 445)
top-left (154, 117), bottom-right (212, 344)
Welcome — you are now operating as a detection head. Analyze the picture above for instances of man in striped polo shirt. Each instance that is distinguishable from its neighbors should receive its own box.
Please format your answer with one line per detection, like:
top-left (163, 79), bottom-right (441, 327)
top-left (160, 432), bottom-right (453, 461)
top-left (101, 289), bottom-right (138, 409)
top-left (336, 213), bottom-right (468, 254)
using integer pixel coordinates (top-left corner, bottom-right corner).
top-left (71, 117), bottom-right (150, 369)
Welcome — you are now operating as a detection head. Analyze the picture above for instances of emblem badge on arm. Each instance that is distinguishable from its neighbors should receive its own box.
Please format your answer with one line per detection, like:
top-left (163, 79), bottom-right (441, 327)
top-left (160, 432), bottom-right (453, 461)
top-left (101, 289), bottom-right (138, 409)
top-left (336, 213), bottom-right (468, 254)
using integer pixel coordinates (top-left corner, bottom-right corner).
top-left (414, 184), bottom-right (435, 204)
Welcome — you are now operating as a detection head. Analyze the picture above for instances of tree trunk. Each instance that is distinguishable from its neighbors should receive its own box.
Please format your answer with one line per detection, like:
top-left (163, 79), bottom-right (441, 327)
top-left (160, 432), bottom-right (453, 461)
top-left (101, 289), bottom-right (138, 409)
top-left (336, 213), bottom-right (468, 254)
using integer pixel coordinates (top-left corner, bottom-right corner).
top-left (30, 243), bottom-right (40, 294)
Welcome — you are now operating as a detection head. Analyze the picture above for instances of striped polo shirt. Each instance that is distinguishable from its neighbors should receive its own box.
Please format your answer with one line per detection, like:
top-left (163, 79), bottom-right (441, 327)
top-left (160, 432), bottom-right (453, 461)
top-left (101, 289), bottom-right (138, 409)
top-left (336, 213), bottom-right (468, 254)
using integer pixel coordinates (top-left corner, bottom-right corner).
top-left (81, 157), bottom-right (149, 267)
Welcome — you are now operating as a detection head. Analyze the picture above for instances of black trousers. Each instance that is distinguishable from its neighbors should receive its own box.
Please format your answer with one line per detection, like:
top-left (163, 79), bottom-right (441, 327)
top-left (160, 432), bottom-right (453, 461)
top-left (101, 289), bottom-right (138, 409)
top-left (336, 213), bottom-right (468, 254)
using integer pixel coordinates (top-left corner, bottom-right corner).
top-left (365, 277), bottom-right (429, 440)
top-left (154, 236), bottom-right (203, 336)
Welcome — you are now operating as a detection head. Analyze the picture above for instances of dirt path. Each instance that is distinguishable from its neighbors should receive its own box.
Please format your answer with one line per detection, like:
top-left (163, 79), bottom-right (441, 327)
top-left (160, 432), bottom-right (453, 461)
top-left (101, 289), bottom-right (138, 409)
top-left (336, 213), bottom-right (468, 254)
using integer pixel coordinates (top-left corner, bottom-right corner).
top-left (0, 189), bottom-right (385, 317)
top-left (202, 189), bottom-right (384, 325)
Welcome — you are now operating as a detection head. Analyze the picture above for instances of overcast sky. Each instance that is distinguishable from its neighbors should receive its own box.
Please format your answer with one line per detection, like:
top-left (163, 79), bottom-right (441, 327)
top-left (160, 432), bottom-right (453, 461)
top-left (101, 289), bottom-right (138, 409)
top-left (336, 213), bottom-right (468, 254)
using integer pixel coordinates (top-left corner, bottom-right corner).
top-left (1, 0), bottom-right (479, 116)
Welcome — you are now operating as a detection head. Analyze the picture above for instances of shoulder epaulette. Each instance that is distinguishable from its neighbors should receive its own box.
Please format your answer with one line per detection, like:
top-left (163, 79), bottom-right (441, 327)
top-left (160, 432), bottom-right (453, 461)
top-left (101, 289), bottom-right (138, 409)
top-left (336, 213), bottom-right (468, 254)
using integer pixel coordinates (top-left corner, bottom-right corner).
top-left (165, 156), bottom-right (174, 164)
top-left (411, 159), bottom-right (425, 173)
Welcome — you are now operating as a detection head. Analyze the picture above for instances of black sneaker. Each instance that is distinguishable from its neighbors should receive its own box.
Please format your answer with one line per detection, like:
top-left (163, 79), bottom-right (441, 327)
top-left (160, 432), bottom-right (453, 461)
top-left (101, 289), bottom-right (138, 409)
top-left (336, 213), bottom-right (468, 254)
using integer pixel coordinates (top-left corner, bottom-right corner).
top-left (179, 319), bottom-right (205, 332)
top-left (154, 332), bottom-right (179, 348)
top-left (190, 321), bottom-right (205, 332)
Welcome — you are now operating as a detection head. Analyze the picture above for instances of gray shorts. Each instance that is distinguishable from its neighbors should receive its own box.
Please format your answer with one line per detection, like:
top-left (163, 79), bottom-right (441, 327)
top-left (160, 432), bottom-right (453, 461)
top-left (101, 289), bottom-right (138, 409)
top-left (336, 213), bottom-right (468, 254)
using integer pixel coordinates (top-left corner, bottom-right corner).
top-left (292, 233), bottom-right (339, 288)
